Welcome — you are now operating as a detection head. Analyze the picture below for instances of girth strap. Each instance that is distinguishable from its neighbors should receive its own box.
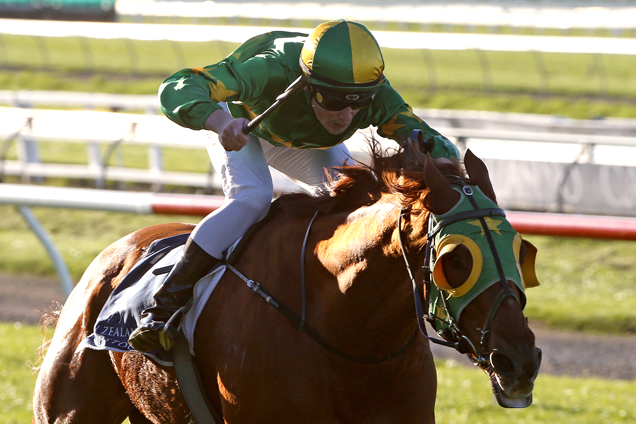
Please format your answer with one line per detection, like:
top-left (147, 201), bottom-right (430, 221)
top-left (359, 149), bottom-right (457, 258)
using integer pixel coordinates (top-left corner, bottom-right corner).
top-left (173, 330), bottom-right (223, 424)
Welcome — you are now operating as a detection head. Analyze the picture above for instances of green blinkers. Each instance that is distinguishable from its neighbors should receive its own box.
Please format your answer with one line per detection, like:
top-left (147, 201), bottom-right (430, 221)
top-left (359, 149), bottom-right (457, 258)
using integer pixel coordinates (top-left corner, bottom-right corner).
top-left (427, 185), bottom-right (539, 336)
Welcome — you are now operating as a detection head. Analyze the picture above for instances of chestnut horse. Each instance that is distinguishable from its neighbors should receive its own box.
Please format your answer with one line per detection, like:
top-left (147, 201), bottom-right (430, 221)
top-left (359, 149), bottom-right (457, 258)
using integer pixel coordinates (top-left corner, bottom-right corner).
top-left (33, 146), bottom-right (541, 423)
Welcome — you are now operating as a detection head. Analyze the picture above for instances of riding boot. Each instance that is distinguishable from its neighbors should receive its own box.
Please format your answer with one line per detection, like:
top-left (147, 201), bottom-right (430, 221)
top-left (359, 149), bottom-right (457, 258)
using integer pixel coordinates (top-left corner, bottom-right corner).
top-left (128, 237), bottom-right (219, 353)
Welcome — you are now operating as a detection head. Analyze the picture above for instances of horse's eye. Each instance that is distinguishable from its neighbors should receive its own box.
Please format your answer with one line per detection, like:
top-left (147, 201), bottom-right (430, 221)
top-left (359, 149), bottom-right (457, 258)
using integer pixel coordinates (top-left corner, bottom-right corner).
top-left (432, 235), bottom-right (483, 297)
top-left (440, 245), bottom-right (473, 289)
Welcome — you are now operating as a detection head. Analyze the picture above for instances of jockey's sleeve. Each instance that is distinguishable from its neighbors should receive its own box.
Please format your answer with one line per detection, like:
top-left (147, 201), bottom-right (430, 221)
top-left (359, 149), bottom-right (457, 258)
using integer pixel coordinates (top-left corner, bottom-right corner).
top-left (373, 89), bottom-right (460, 162)
top-left (159, 68), bottom-right (227, 130)
top-left (158, 57), bottom-right (288, 131)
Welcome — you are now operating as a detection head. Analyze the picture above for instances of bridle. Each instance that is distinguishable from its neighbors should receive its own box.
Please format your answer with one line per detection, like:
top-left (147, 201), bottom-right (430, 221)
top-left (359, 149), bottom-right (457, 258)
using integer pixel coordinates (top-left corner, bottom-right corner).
top-left (227, 179), bottom-right (523, 366)
top-left (398, 179), bottom-right (524, 369)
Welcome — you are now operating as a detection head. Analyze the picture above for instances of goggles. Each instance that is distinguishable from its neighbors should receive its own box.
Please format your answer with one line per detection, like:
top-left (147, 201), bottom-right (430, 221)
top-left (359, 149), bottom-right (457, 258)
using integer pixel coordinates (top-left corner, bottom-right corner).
top-left (310, 85), bottom-right (377, 111)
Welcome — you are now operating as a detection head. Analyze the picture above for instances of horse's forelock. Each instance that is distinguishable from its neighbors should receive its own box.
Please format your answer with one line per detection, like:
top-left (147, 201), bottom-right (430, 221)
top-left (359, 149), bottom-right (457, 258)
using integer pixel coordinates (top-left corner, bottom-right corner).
top-left (370, 142), bottom-right (463, 211)
top-left (276, 139), bottom-right (462, 215)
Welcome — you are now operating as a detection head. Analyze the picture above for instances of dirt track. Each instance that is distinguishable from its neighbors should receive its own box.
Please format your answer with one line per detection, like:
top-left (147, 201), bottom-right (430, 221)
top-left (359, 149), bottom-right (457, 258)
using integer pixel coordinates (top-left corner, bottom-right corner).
top-left (2, 271), bottom-right (636, 381)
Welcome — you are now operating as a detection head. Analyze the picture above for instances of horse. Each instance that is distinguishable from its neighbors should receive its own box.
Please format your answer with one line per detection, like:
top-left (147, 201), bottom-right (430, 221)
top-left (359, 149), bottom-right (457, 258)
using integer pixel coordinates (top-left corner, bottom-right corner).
top-left (32, 144), bottom-right (541, 424)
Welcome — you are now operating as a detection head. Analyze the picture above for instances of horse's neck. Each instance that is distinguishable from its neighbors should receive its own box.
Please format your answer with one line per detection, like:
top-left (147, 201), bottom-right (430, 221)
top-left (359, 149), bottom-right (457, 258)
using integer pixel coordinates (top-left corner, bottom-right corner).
top-left (311, 198), bottom-right (424, 355)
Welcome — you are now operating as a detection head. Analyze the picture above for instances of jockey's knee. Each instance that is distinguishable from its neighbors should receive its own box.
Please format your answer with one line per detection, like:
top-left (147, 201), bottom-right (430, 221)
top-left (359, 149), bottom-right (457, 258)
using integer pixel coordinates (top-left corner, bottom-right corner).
top-left (232, 185), bottom-right (273, 221)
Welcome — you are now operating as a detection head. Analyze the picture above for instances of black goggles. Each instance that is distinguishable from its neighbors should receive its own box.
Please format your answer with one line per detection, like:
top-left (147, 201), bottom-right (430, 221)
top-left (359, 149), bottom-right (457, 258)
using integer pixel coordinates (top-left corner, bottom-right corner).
top-left (310, 85), bottom-right (377, 111)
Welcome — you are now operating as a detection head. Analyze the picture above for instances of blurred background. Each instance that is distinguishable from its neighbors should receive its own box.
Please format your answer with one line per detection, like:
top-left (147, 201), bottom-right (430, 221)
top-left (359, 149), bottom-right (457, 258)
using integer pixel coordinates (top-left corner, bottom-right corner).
top-left (1, 2), bottom-right (636, 423)
top-left (1, 0), bottom-right (636, 215)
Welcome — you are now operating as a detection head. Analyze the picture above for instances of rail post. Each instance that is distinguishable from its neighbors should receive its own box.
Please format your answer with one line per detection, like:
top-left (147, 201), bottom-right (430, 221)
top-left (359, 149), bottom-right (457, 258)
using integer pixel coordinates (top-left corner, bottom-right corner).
top-left (421, 48), bottom-right (438, 91)
top-left (17, 206), bottom-right (74, 298)
top-left (475, 49), bottom-right (492, 92)
top-left (532, 50), bottom-right (549, 94)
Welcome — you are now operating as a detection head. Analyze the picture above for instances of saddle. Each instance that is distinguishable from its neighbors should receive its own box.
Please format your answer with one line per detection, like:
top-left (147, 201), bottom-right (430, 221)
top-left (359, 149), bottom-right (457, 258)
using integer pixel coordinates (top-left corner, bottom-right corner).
top-left (81, 203), bottom-right (279, 366)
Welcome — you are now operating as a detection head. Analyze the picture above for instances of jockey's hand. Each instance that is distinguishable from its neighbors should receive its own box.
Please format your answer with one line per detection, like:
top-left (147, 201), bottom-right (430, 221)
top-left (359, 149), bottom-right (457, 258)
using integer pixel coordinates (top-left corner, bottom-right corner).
top-left (407, 129), bottom-right (435, 154)
top-left (218, 118), bottom-right (250, 151)
top-left (405, 129), bottom-right (453, 168)
top-left (205, 109), bottom-right (250, 151)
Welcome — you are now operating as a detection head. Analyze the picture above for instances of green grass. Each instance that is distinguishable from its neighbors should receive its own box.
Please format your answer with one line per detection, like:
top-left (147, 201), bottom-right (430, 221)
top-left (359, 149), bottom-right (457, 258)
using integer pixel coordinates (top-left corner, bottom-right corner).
top-left (0, 323), bottom-right (47, 424)
top-left (0, 138), bottom-right (211, 178)
top-left (2, 33), bottom-right (636, 119)
top-left (435, 359), bottom-right (636, 423)
top-left (3, 322), bottom-right (635, 423)
top-left (0, 34), bottom-right (237, 76)
top-left (524, 235), bottom-right (636, 334)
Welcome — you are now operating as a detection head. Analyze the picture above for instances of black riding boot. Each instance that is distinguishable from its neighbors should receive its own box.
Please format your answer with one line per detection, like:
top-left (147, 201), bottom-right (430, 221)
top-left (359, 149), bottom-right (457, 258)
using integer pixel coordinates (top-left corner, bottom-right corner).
top-left (128, 238), bottom-right (218, 353)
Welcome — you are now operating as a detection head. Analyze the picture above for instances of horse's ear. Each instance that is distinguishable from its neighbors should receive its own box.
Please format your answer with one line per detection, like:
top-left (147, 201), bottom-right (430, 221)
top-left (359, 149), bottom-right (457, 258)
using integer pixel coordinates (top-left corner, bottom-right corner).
top-left (423, 154), bottom-right (461, 215)
top-left (464, 149), bottom-right (497, 204)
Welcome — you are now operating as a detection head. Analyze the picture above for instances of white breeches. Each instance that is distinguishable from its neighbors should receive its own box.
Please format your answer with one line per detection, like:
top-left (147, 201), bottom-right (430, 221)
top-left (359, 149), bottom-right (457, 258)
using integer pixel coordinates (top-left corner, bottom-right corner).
top-left (191, 135), bottom-right (352, 259)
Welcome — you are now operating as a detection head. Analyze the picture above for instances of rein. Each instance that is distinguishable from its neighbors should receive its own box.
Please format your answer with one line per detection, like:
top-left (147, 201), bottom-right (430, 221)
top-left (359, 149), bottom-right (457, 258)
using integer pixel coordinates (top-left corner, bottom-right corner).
top-left (397, 212), bottom-right (478, 354)
top-left (399, 180), bottom-right (522, 368)
top-left (225, 210), bottom-right (416, 365)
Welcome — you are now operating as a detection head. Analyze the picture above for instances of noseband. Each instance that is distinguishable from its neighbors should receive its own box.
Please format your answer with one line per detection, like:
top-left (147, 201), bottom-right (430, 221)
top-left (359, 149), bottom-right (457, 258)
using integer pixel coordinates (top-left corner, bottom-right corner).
top-left (398, 180), bottom-right (523, 368)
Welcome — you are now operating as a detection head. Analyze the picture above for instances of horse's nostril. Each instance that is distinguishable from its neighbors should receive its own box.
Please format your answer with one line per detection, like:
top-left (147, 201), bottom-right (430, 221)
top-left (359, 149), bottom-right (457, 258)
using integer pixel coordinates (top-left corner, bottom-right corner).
top-left (491, 351), bottom-right (515, 375)
top-left (531, 347), bottom-right (543, 379)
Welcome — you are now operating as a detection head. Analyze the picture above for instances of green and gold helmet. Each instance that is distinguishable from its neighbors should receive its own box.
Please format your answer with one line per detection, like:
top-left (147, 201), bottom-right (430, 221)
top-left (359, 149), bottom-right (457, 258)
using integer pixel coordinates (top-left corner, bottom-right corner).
top-left (300, 20), bottom-right (386, 92)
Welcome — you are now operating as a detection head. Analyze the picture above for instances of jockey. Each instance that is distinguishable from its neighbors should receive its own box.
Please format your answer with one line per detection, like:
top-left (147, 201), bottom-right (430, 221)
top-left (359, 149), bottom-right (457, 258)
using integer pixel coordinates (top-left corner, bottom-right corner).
top-left (128, 19), bottom-right (460, 352)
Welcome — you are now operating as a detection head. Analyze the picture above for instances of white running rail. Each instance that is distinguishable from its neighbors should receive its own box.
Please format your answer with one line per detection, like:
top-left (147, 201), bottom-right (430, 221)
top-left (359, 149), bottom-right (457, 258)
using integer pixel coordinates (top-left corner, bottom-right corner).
top-left (1, 18), bottom-right (636, 55)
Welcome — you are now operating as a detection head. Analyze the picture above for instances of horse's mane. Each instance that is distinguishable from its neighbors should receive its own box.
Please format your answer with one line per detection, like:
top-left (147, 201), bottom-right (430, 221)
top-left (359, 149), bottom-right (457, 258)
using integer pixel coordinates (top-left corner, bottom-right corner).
top-left (275, 138), bottom-right (463, 217)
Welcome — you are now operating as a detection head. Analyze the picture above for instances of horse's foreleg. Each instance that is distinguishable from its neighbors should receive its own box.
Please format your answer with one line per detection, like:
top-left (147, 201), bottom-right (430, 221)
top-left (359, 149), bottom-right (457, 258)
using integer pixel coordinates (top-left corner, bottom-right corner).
top-left (33, 344), bottom-right (133, 423)
top-left (32, 272), bottom-right (137, 423)
top-left (111, 351), bottom-right (192, 424)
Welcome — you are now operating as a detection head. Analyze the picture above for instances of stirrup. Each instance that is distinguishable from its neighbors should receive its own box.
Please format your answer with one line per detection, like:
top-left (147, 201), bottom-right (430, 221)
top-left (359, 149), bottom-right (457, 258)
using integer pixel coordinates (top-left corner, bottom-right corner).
top-left (158, 325), bottom-right (179, 351)
top-left (158, 305), bottom-right (188, 350)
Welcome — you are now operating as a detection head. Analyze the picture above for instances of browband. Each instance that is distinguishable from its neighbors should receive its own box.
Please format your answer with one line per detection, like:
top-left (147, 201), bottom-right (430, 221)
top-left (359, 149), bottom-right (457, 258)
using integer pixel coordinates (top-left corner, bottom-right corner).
top-left (427, 208), bottom-right (506, 239)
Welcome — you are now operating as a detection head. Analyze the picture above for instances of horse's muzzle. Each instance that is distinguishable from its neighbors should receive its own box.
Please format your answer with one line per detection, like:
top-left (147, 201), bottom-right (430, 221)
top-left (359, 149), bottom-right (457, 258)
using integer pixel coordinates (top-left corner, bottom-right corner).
top-left (488, 347), bottom-right (542, 408)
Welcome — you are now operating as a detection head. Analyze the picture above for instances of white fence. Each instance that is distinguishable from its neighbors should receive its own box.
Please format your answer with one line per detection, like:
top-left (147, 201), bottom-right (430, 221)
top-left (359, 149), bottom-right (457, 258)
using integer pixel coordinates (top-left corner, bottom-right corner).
top-left (0, 184), bottom-right (226, 296)
top-left (114, 1), bottom-right (636, 32)
top-left (2, 18), bottom-right (636, 55)
top-left (4, 182), bottom-right (636, 297)
top-left (3, 17), bottom-right (635, 100)
top-left (0, 93), bottom-right (375, 192)
top-left (1, 91), bottom-right (636, 216)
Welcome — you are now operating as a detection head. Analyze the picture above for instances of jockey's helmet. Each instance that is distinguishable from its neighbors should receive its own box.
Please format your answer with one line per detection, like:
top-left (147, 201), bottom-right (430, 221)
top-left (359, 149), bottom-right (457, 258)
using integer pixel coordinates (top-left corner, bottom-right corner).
top-left (300, 20), bottom-right (385, 110)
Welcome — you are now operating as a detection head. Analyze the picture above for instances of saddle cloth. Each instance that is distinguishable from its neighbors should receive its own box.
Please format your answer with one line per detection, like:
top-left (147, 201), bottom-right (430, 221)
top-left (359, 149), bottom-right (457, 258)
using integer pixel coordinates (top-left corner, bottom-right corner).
top-left (81, 233), bottom-right (235, 366)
